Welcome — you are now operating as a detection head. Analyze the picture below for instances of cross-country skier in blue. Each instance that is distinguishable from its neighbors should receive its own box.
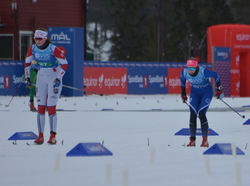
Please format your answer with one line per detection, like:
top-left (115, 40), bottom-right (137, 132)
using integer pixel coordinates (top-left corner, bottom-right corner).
top-left (180, 57), bottom-right (224, 147)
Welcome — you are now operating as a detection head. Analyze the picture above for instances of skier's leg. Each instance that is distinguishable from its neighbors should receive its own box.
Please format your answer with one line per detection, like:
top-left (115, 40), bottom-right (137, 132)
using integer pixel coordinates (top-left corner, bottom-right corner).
top-left (189, 108), bottom-right (197, 140)
top-left (34, 73), bottom-right (47, 144)
top-left (34, 105), bottom-right (46, 144)
top-left (198, 108), bottom-right (208, 137)
top-left (198, 88), bottom-right (213, 147)
top-left (47, 106), bottom-right (57, 144)
top-left (46, 76), bottom-right (62, 144)
top-left (187, 108), bottom-right (197, 146)
top-left (187, 92), bottom-right (199, 146)
top-left (198, 108), bottom-right (209, 147)
top-left (29, 69), bottom-right (37, 111)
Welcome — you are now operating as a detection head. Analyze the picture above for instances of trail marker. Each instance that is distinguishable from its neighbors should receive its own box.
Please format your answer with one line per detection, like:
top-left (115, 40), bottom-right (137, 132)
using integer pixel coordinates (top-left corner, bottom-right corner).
top-left (175, 128), bottom-right (218, 136)
top-left (243, 119), bottom-right (250, 125)
top-left (66, 142), bottom-right (113, 157)
top-left (203, 143), bottom-right (245, 155)
top-left (8, 131), bottom-right (37, 141)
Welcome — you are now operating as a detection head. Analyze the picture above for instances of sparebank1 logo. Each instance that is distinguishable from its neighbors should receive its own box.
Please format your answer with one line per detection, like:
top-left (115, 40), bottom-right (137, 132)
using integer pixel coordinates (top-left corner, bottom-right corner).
top-left (143, 75), bottom-right (148, 88)
top-left (217, 51), bottom-right (228, 60)
top-left (51, 32), bottom-right (71, 44)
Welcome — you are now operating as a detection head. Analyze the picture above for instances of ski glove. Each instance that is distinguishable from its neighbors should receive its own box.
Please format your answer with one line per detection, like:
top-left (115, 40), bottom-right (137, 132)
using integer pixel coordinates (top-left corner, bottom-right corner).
top-left (25, 78), bottom-right (32, 88)
top-left (53, 78), bottom-right (61, 94)
top-left (181, 94), bottom-right (187, 103)
top-left (216, 86), bottom-right (224, 99)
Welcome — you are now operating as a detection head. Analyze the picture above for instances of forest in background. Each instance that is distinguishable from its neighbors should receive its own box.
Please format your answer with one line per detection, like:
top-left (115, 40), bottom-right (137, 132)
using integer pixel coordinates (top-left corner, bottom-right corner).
top-left (86, 0), bottom-right (250, 62)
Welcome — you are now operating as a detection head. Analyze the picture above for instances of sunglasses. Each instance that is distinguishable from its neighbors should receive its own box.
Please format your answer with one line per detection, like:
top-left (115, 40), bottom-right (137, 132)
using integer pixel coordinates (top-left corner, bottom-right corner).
top-left (188, 67), bottom-right (196, 71)
top-left (34, 38), bottom-right (44, 41)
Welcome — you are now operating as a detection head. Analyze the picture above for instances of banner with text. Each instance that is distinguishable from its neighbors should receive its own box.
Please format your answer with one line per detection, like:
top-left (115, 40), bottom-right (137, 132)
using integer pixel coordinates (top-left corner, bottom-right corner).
top-left (127, 63), bottom-right (168, 94)
top-left (213, 47), bottom-right (231, 96)
top-left (0, 61), bottom-right (28, 96)
top-left (48, 27), bottom-right (84, 96)
top-left (83, 67), bottom-right (127, 95)
top-left (167, 67), bottom-right (191, 94)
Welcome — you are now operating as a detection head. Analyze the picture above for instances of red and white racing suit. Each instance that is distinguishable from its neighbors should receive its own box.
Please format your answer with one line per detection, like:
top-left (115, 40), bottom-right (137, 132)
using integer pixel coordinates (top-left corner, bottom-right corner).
top-left (25, 43), bottom-right (68, 134)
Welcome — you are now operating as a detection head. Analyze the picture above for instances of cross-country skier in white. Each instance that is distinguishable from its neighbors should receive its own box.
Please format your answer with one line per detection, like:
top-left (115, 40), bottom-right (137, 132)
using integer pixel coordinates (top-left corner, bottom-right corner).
top-left (25, 28), bottom-right (68, 144)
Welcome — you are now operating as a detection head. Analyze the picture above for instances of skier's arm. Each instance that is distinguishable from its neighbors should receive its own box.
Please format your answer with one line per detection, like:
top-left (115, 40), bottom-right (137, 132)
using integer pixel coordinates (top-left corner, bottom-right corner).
top-left (180, 70), bottom-right (187, 102)
top-left (204, 68), bottom-right (224, 98)
top-left (53, 46), bottom-right (68, 79)
top-left (180, 70), bottom-right (187, 94)
top-left (24, 46), bottom-right (34, 78)
top-left (204, 68), bottom-right (220, 86)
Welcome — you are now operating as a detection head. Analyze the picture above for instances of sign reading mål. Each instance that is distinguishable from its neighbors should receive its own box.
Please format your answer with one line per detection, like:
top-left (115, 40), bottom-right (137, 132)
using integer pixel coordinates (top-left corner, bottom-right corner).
top-left (48, 27), bottom-right (84, 96)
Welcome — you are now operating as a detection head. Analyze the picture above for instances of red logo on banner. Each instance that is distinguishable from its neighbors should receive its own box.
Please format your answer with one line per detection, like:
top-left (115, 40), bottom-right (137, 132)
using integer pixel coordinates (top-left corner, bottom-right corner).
top-left (164, 75), bottom-right (168, 88)
top-left (4, 75), bottom-right (10, 89)
top-left (143, 75), bottom-right (148, 88)
top-left (167, 68), bottom-right (190, 94)
top-left (84, 67), bottom-right (127, 95)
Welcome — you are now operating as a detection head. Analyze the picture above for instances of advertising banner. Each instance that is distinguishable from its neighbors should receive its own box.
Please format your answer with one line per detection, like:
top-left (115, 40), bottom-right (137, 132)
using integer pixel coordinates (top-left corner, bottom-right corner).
top-left (0, 60), bottom-right (217, 96)
top-left (48, 27), bottom-right (84, 96)
top-left (167, 68), bottom-right (191, 94)
top-left (213, 47), bottom-right (231, 96)
top-left (127, 63), bottom-right (168, 94)
top-left (0, 61), bottom-right (28, 96)
top-left (83, 67), bottom-right (127, 95)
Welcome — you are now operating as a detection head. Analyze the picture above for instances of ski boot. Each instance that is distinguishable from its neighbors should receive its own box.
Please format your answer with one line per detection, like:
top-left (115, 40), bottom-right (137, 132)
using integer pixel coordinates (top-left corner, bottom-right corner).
top-left (47, 132), bottom-right (57, 144)
top-left (34, 132), bottom-right (44, 144)
top-left (187, 137), bottom-right (196, 147)
top-left (30, 101), bottom-right (37, 112)
top-left (200, 136), bottom-right (209, 147)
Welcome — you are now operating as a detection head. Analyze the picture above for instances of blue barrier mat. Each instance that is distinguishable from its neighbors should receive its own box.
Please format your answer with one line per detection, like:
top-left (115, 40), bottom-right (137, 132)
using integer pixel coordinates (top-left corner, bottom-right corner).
top-left (66, 142), bottom-right (113, 157)
top-left (101, 108), bottom-right (114, 111)
top-left (8, 131), bottom-right (38, 140)
top-left (175, 128), bottom-right (219, 136)
top-left (243, 119), bottom-right (250, 125)
top-left (242, 105), bottom-right (250, 108)
top-left (203, 143), bottom-right (245, 155)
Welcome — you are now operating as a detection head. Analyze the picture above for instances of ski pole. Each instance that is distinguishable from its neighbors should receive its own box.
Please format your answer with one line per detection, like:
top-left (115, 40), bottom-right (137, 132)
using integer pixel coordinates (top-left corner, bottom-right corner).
top-left (219, 98), bottom-right (245, 119)
top-left (184, 101), bottom-right (190, 107)
top-left (84, 89), bottom-right (104, 96)
top-left (62, 84), bottom-right (104, 96)
top-left (5, 81), bottom-right (23, 107)
top-left (62, 84), bottom-right (84, 92)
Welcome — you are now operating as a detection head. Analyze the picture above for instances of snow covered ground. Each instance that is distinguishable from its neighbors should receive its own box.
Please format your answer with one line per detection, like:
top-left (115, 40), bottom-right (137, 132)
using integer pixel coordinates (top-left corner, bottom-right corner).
top-left (1, 94), bottom-right (250, 186)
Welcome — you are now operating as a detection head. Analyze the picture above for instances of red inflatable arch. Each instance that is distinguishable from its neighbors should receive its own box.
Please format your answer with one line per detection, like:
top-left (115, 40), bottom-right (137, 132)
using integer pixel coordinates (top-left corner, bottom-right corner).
top-left (207, 24), bottom-right (250, 97)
